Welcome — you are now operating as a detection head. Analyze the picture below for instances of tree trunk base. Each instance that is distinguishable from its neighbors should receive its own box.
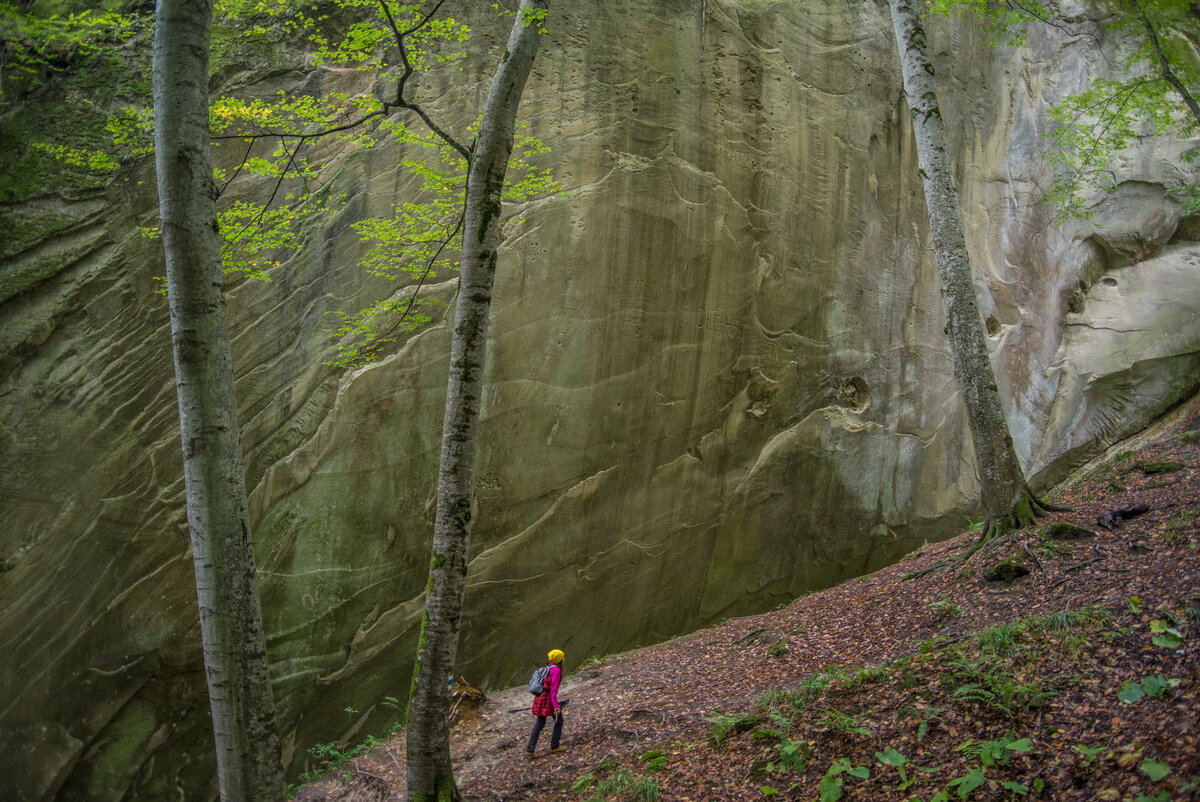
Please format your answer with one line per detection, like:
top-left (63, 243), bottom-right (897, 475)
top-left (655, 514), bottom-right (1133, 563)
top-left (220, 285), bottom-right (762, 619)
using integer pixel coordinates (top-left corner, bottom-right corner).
top-left (957, 486), bottom-right (1070, 566)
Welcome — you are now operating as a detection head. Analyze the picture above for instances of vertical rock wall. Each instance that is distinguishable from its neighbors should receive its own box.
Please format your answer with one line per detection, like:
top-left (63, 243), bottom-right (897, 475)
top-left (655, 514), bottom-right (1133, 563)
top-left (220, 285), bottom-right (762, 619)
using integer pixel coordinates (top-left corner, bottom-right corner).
top-left (1, 0), bottom-right (1197, 797)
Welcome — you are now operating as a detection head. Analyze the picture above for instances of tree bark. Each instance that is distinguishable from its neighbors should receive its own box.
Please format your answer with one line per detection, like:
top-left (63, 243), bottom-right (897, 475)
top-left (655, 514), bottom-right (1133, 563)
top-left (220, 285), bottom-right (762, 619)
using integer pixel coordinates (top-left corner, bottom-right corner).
top-left (405, 3), bottom-right (548, 801)
top-left (887, 0), bottom-right (1037, 534)
top-left (152, 1), bottom-right (284, 798)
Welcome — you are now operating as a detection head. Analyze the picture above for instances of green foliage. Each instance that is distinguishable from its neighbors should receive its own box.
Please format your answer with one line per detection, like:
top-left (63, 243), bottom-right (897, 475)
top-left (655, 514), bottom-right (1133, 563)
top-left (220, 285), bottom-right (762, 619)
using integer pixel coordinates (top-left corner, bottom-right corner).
top-left (946, 767), bottom-right (985, 799)
top-left (932, 0), bottom-right (1200, 221)
top-left (957, 733), bottom-right (1032, 768)
top-left (821, 708), bottom-right (871, 738)
top-left (1141, 757), bottom-right (1171, 783)
top-left (875, 747), bottom-right (917, 791)
top-left (1118, 673), bottom-right (1181, 703)
top-left (705, 712), bottom-right (764, 745)
top-left (0, 2), bottom-right (147, 203)
top-left (817, 757), bottom-right (869, 802)
top-left (297, 732), bottom-right (384, 785)
top-left (630, 776), bottom-right (660, 801)
top-left (931, 597), bottom-right (961, 617)
top-left (0, 3), bottom-right (135, 103)
top-left (925, 0), bottom-right (1051, 46)
top-left (1150, 616), bottom-right (1185, 648)
top-left (763, 739), bottom-right (810, 775)
top-left (594, 767), bottom-right (632, 797)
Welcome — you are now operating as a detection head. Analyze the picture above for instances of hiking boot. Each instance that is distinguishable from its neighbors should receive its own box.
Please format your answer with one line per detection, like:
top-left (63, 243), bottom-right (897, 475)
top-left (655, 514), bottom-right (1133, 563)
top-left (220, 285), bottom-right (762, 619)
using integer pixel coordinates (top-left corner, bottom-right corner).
top-left (525, 749), bottom-right (535, 760)
top-left (551, 746), bottom-right (566, 754)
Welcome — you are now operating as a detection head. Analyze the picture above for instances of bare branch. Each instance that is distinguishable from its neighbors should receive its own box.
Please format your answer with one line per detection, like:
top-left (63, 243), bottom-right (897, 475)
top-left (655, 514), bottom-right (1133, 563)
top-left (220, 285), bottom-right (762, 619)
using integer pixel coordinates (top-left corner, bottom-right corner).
top-left (377, 0), bottom-right (472, 162)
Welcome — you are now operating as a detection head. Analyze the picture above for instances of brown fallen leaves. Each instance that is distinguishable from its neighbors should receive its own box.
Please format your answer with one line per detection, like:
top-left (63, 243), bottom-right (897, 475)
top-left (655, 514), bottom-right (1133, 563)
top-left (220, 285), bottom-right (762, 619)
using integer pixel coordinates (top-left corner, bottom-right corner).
top-left (294, 410), bottom-right (1200, 802)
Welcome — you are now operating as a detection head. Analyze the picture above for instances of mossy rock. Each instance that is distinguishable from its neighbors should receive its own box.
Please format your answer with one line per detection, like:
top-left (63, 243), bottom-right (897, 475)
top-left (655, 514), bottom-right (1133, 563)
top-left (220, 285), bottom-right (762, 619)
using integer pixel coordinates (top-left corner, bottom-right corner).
top-left (1040, 522), bottom-right (1096, 541)
top-left (984, 558), bottom-right (1030, 583)
top-left (1140, 461), bottom-right (1183, 475)
top-left (767, 639), bottom-right (790, 658)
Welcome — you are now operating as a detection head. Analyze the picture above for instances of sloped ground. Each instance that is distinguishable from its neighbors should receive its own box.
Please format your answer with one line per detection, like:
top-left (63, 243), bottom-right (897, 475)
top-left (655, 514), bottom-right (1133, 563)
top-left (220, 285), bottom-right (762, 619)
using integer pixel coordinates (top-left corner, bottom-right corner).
top-left (294, 407), bottom-right (1200, 802)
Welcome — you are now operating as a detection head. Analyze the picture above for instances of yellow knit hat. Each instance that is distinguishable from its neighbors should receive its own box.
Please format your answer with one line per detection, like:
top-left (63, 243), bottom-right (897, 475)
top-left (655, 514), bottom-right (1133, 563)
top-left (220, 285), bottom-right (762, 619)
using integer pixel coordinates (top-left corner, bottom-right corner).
top-left (547, 649), bottom-right (565, 664)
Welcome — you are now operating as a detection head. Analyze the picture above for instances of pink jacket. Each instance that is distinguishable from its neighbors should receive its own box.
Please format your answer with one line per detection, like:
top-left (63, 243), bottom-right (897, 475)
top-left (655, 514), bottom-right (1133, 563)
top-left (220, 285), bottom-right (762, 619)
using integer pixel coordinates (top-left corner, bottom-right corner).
top-left (531, 663), bottom-right (561, 716)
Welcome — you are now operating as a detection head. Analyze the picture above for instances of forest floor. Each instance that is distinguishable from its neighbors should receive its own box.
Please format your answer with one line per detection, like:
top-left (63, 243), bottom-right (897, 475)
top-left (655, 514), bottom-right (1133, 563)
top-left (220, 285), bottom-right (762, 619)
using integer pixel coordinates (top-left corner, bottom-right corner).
top-left (293, 404), bottom-right (1200, 802)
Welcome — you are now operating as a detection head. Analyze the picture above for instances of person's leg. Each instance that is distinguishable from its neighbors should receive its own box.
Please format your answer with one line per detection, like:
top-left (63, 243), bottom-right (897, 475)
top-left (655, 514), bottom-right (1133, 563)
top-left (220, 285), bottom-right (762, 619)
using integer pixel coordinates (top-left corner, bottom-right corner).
top-left (550, 710), bottom-right (564, 750)
top-left (526, 715), bottom-right (547, 753)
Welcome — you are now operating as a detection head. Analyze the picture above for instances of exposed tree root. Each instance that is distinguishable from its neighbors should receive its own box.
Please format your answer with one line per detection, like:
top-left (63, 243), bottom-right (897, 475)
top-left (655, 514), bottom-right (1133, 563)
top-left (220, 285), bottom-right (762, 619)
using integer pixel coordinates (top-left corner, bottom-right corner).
top-left (953, 486), bottom-right (1070, 568)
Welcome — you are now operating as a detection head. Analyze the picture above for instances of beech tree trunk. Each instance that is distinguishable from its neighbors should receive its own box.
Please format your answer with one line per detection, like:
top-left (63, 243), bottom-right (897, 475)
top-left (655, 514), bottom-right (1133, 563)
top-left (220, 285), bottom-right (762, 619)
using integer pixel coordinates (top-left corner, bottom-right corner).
top-left (405, 3), bottom-right (548, 800)
top-left (152, 1), bottom-right (284, 798)
top-left (887, 0), bottom-right (1036, 533)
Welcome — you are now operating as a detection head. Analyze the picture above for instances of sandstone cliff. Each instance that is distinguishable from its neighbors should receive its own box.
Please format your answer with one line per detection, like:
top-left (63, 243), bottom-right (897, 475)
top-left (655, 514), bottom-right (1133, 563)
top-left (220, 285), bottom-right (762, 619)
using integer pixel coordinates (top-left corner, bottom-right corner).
top-left (1, 1), bottom-right (1197, 798)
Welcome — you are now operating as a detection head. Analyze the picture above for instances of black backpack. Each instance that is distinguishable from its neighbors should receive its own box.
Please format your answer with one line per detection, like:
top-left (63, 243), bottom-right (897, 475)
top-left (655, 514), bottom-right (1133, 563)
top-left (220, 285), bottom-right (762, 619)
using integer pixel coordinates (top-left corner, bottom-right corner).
top-left (528, 665), bottom-right (550, 695)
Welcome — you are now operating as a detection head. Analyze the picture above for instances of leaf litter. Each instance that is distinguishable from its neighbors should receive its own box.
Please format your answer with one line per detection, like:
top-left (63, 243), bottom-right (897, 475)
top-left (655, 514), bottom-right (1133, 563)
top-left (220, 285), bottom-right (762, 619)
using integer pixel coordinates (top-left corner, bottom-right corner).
top-left (294, 403), bottom-right (1200, 801)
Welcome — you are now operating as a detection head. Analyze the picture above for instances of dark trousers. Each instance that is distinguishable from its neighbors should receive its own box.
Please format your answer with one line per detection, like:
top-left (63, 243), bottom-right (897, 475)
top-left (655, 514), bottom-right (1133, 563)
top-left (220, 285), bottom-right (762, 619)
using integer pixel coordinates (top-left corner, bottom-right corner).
top-left (527, 711), bottom-right (563, 752)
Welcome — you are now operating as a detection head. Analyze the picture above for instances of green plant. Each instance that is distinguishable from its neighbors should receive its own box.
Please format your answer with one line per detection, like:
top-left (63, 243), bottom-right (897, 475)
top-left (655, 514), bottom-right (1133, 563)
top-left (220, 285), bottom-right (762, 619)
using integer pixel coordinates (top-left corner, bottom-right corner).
top-left (947, 768), bottom-right (986, 799)
top-left (975, 621), bottom-right (1023, 656)
top-left (1073, 744), bottom-right (1106, 768)
top-left (818, 757), bottom-right (869, 802)
top-left (1150, 618), bottom-right (1184, 648)
top-left (595, 767), bottom-right (633, 797)
top-left (705, 712), bottom-right (763, 745)
top-left (631, 776), bottom-right (660, 801)
top-left (571, 773), bottom-right (595, 793)
top-left (1118, 674), bottom-right (1181, 703)
top-left (875, 747), bottom-right (916, 791)
top-left (822, 708), bottom-right (871, 738)
top-left (912, 705), bottom-right (948, 743)
top-left (932, 597), bottom-right (962, 617)
top-left (844, 665), bottom-right (890, 689)
top-left (764, 739), bottom-right (811, 775)
top-left (799, 665), bottom-right (850, 699)
top-left (1141, 758), bottom-right (1171, 782)
top-left (1164, 505), bottom-right (1198, 544)
top-left (958, 734), bottom-right (1032, 768)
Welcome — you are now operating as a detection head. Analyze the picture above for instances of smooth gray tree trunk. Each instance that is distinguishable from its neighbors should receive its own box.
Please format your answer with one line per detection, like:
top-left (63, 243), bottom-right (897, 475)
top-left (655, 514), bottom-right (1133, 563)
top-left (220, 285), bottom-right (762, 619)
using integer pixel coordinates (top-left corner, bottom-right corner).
top-left (152, 0), bottom-right (284, 798)
top-left (405, 2), bottom-right (548, 800)
top-left (888, 0), bottom-right (1037, 533)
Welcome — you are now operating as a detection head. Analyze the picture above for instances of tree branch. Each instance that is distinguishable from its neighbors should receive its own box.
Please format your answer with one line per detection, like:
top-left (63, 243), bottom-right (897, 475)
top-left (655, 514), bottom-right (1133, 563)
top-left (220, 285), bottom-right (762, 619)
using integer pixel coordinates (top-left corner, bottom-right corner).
top-left (377, 0), bottom-right (472, 162)
top-left (1132, 0), bottom-right (1200, 128)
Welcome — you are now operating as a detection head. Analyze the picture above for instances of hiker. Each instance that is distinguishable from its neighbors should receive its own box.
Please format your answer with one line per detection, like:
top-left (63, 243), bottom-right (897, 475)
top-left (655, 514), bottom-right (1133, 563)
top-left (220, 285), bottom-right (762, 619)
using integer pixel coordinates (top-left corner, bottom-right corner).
top-left (526, 649), bottom-right (565, 757)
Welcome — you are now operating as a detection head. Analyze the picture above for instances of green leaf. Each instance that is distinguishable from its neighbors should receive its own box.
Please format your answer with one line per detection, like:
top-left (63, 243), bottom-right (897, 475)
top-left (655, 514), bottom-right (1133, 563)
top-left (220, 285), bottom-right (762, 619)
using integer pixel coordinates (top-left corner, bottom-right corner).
top-left (817, 775), bottom-right (843, 802)
top-left (949, 768), bottom-right (986, 799)
top-left (846, 765), bottom-right (870, 780)
top-left (760, 786), bottom-right (778, 796)
top-left (1141, 758), bottom-right (1171, 783)
top-left (1118, 682), bottom-right (1146, 704)
top-left (1140, 674), bottom-right (1169, 698)
top-left (876, 747), bottom-right (907, 767)
top-left (1151, 632), bottom-right (1182, 648)
top-left (1006, 738), bottom-right (1033, 752)
top-left (1000, 780), bottom-right (1029, 795)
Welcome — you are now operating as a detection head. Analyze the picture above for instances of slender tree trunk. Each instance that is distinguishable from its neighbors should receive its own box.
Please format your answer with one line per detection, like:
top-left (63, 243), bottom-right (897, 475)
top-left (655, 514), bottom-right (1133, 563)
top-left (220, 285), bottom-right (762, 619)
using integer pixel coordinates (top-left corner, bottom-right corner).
top-left (405, 3), bottom-right (548, 800)
top-left (888, 0), bottom-right (1046, 536)
top-left (152, 1), bottom-right (284, 798)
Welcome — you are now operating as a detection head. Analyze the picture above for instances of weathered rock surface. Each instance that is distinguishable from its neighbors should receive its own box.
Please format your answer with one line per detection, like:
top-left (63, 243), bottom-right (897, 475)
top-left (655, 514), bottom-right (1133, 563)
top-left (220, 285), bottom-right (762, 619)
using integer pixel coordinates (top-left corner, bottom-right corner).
top-left (1, 1), bottom-right (1198, 798)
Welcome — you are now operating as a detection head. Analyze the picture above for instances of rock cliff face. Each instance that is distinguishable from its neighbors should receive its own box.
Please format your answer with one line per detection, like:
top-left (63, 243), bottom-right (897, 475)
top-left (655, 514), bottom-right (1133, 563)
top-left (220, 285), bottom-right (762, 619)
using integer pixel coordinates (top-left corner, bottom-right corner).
top-left (1, 0), bottom-right (1198, 798)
